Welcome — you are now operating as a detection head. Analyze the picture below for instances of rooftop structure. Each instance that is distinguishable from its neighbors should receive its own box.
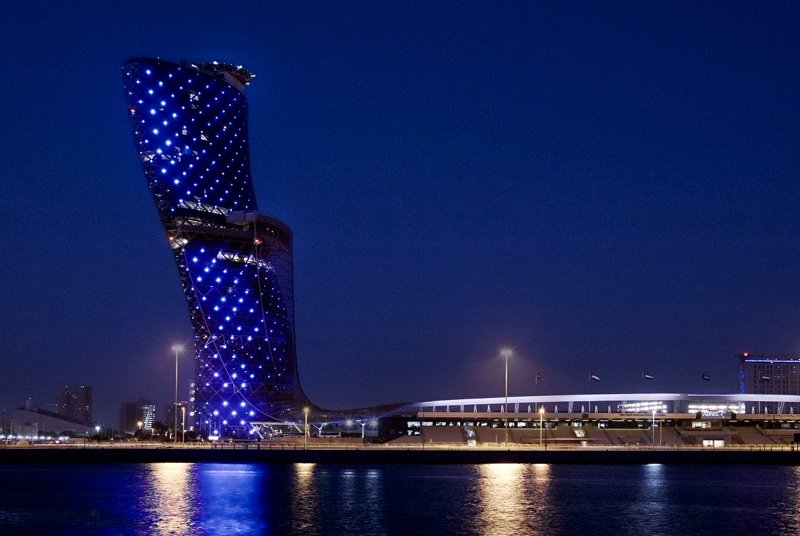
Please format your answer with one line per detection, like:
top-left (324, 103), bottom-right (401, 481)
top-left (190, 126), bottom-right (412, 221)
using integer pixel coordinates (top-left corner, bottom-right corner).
top-left (11, 398), bottom-right (93, 437)
top-left (401, 392), bottom-right (800, 416)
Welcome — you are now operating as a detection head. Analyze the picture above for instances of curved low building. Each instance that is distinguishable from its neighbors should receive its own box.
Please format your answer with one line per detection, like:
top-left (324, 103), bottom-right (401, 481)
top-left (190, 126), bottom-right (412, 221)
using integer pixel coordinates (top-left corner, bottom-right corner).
top-left (387, 393), bottom-right (800, 447)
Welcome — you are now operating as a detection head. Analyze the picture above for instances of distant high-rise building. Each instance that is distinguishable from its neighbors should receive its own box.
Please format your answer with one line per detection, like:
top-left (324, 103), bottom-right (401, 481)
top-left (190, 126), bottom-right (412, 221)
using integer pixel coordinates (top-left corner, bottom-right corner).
top-left (164, 402), bottom-right (189, 436)
top-left (119, 398), bottom-right (156, 433)
top-left (163, 403), bottom-right (174, 432)
top-left (123, 58), bottom-right (308, 437)
top-left (119, 402), bottom-right (136, 433)
top-left (739, 353), bottom-right (800, 413)
top-left (55, 385), bottom-right (92, 425)
top-left (141, 403), bottom-right (156, 431)
top-left (739, 353), bottom-right (800, 395)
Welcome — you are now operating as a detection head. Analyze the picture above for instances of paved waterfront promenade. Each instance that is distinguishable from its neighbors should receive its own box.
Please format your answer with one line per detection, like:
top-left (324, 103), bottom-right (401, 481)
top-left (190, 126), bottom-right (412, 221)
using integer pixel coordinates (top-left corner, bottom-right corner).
top-left (1, 443), bottom-right (799, 464)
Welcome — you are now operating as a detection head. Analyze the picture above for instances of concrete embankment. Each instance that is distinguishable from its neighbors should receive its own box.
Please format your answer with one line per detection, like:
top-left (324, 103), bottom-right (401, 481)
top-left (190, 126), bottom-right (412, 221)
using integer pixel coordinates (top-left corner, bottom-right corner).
top-left (0, 446), bottom-right (798, 464)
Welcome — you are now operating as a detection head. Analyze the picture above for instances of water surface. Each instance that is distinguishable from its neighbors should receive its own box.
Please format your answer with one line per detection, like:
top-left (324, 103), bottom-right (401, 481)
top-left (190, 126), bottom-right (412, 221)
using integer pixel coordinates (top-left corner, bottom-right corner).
top-left (0, 463), bottom-right (796, 535)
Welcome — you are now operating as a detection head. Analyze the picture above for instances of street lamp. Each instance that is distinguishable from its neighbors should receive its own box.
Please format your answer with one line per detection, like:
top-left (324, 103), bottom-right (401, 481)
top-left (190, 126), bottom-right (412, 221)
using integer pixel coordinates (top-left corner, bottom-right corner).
top-left (303, 407), bottom-right (309, 450)
top-left (172, 344), bottom-right (184, 444)
top-left (652, 409), bottom-right (656, 448)
top-left (500, 348), bottom-right (512, 447)
top-left (539, 406), bottom-right (545, 447)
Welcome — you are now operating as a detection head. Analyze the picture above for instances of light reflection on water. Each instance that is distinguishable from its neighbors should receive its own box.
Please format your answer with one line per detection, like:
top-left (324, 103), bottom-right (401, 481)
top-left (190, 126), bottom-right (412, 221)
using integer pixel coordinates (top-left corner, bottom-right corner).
top-left (623, 464), bottom-right (667, 535)
top-left (141, 463), bottom-right (266, 534)
top-left (199, 463), bottom-right (267, 533)
top-left (3, 463), bottom-right (800, 534)
top-left (779, 467), bottom-right (800, 534)
top-left (291, 464), bottom-right (387, 535)
top-left (290, 463), bottom-right (318, 535)
top-left (477, 463), bottom-right (552, 536)
top-left (142, 463), bottom-right (196, 535)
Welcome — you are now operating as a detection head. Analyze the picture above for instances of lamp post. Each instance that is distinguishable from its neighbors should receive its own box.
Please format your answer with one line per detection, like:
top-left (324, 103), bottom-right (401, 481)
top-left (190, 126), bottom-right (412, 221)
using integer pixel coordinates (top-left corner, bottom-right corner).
top-left (652, 410), bottom-right (656, 448)
top-left (303, 407), bottom-right (309, 450)
top-left (539, 406), bottom-right (545, 447)
top-left (500, 348), bottom-right (512, 447)
top-left (172, 344), bottom-right (184, 444)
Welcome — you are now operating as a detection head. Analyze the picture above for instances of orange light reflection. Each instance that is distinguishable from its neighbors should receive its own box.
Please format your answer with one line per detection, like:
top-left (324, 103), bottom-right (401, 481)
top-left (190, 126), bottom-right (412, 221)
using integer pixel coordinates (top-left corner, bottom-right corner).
top-left (291, 463), bottom-right (319, 535)
top-left (145, 463), bottom-right (196, 535)
top-left (477, 463), bottom-right (551, 535)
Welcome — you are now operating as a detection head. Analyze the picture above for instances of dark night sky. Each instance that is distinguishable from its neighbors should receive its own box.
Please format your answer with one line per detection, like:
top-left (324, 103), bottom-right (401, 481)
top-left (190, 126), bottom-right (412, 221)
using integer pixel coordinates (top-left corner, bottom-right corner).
top-left (1, 1), bottom-right (799, 426)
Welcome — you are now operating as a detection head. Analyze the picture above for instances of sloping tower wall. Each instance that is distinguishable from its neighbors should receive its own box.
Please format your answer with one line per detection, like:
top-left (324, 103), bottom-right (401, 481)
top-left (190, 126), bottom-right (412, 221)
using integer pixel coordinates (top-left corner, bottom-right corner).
top-left (123, 58), bottom-right (307, 437)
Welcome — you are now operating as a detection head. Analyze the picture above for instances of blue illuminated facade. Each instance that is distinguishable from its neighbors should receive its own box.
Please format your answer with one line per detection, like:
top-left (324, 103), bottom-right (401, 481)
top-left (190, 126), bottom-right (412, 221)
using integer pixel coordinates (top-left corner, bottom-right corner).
top-left (122, 58), bottom-right (308, 437)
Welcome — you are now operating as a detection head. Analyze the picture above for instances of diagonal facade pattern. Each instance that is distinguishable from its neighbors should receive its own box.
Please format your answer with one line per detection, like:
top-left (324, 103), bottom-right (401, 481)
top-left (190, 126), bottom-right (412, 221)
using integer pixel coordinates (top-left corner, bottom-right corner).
top-left (122, 57), bottom-right (307, 437)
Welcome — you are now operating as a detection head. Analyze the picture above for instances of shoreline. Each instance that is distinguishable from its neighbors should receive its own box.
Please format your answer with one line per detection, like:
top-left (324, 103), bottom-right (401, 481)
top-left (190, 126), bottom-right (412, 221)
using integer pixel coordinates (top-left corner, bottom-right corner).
top-left (1, 445), bottom-right (798, 465)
